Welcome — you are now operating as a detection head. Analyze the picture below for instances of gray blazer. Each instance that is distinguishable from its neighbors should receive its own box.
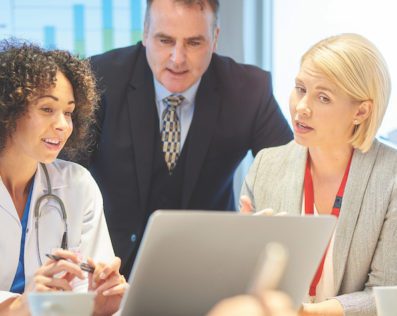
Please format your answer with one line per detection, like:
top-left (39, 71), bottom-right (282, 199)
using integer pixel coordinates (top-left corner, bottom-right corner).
top-left (241, 140), bottom-right (397, 316)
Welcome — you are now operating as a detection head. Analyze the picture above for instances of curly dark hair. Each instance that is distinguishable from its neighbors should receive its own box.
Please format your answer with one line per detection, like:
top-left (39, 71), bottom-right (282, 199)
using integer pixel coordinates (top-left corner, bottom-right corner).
top-left (0, 39), bottom-right (99, 160)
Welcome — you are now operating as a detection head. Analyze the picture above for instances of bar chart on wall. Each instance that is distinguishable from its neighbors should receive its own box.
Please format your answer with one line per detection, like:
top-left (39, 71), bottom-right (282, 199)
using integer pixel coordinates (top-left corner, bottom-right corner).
top-left (0, 0), bottom-right (145, 57)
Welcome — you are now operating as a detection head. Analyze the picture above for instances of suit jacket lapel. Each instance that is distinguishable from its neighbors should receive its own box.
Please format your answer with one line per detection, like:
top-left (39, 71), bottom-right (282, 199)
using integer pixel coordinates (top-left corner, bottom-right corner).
top-left (182, 68), bottom-right (221, 207)
top-left (127, 50), bottom-right (156, 213)
top-left (333, 140), bottom-right (380, 293)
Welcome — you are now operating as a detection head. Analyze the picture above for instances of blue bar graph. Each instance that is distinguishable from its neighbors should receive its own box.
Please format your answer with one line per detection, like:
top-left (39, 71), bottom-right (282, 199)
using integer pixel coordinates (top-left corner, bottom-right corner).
top-left (130, 0), bottom-right (142, 44)
top-left (0, 1), bottom-right (145, 57)
top-left (102, 0), bottom-right (113, 51)
top-left (44, 26), bottom-right (56, 50)
top-left (73, 4), bottom-right (85, 57)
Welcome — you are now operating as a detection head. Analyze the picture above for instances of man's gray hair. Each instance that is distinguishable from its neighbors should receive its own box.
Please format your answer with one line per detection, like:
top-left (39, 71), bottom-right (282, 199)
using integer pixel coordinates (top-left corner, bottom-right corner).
top-left (144, 0), bottom-right (220, 29)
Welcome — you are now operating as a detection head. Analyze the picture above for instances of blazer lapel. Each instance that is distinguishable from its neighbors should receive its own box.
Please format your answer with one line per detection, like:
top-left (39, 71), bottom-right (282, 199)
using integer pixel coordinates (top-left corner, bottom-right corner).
top-left (182, 68), bottom-right (221, 207)
top-left (332, 140), bottom-right (381, 293)
top-left (280, 143), bottom-right (307, 215)
top-left (127, 52), bottom-right (156, 213)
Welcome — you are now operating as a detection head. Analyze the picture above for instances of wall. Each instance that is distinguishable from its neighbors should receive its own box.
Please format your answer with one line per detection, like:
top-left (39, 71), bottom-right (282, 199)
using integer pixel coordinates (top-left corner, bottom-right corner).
top-left (273, 0), bottom-right (397, 137)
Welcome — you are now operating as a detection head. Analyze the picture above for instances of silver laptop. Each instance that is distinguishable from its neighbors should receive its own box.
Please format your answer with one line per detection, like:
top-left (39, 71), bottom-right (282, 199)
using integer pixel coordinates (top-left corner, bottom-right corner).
top-left (119, 211), bottom-right (336, 316)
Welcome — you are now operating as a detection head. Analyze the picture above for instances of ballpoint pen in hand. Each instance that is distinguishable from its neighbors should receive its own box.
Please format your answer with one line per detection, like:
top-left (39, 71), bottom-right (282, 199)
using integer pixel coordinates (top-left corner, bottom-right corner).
top-left (45, 253), bottom-right (95, 273)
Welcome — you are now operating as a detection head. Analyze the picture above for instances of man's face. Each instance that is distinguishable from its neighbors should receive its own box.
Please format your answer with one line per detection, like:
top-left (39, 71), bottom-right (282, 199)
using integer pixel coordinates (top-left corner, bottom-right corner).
top-left (143, 0), bottom-right (219, 93)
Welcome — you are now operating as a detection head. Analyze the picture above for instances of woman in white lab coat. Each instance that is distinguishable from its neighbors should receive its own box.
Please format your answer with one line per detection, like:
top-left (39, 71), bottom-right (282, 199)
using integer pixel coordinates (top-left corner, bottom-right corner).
top-left (0, 40), bottom-right (126, 315)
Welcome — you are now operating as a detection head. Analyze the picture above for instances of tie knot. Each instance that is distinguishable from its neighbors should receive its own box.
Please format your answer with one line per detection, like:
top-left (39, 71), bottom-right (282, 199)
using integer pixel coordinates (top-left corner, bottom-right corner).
top-left (163, 94), bottom-right (184, 109)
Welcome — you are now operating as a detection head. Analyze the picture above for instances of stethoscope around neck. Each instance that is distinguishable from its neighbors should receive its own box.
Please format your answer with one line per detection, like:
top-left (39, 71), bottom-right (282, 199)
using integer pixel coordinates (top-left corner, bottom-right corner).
top-left (34, 163), bottom-right (68, 266)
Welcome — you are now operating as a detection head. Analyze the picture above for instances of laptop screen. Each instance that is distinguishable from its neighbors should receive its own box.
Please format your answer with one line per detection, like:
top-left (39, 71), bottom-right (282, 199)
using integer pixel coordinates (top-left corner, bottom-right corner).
top-left (120, 211), bottom-right (336, 316)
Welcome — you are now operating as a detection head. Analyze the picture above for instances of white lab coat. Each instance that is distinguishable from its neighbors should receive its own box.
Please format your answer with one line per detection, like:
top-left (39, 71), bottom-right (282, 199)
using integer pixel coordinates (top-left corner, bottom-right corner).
top-left (0, 159), bottom-right (114, 303)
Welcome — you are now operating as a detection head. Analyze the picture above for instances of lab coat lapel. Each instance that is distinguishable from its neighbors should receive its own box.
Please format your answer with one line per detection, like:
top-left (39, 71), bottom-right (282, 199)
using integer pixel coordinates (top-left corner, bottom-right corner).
top-left (36, 163), bottom-right (68, 192)
top-left (0, 162), bottom-right (66, 224)
top-left (0, 179), bottom-right (19, 222)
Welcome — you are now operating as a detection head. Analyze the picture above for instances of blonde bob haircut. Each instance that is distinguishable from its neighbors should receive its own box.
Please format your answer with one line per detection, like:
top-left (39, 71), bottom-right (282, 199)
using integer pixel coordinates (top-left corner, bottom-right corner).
top-left (301, 33), bottom-right (391, 152)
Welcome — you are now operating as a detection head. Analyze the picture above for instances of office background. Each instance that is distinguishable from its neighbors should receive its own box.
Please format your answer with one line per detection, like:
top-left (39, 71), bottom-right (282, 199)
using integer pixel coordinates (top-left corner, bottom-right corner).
top-left (1, 0), bottom-right (396, 199)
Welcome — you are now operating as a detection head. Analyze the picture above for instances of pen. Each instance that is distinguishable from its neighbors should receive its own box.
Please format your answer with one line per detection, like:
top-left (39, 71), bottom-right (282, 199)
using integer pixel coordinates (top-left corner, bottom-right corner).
top-left (248, 242), bottom-right (288, 295)
top-left (45, 253), bottom-right (95, 273)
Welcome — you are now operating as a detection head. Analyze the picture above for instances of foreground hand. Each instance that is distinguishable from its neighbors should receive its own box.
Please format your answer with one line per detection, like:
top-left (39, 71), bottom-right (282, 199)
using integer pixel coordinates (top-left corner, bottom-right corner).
top-left (240, 195), bottom-right (276, 216)
top-left (298, 299), bottom-right (344, 316)
top-left (88, 257), bottom-right (128, 316)
top-left (6, 249), bottom-right (85, 316)
top-left (259, 291), bottom-right (297, 316)
top-left (207, 291), bottom-right (296, 316)
top-left (240, 195), bottom-right (255, 213)
top-left (27, 249), bottom-right (85, 292)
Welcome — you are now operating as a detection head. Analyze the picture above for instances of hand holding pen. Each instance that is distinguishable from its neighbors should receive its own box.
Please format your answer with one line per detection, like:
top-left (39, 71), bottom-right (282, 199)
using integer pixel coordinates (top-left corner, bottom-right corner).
top-left (22, 249), bottom-right (127, 316)
top-left (44, 251), bottom-right (127, 296)
top-left (44, 251), bottom-right (127, 298)
top-left (23, 249), bottom-right (86, 293)
top-left (46, 253), bottom-right (95, 273)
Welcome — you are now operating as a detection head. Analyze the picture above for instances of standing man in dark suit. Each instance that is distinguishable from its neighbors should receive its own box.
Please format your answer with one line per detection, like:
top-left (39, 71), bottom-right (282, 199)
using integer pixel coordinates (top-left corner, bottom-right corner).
top-left (89, 0), bottom-right (292, 277)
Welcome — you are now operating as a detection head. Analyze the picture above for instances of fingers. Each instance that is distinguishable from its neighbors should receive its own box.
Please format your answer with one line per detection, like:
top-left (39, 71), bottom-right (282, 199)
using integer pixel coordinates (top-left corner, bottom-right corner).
top-left (33, 249), bottom-right (85, 293)
top-left (98, 257), bottom-right (121, 281)
top-left (40, 256), bottom-right (85, 280)
top-left (103, 281), bottom-right (129, 296)
top-left (240, 196), bottom-right (282, 216)
top-left (61, 271), bottom-right (80, 283)
top-left (44, 249), bottom-right (81, 265)
top-left (89, 257), bottom-right (126, 296)
top-left (260, 291), bottom-right (296, 316)
top-left (89, 257), bottom-right (120, 287)
top-left (89, 257), bottom-right (128, 296)
top-left (97, 275), bottom-right (128, 296)
top-left (207, 295), bottom-right (264, 316)
top-left (240, 195), bottom-right (254, 213)
top-left (31, 274), bottom-right (73, 292)
top-left (254, 208), bottom-right (275, 216)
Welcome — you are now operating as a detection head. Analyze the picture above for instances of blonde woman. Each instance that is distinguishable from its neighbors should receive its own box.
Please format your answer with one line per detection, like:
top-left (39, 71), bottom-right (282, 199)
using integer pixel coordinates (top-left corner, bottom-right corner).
top-left (241, 34), bottom-right (397, 316)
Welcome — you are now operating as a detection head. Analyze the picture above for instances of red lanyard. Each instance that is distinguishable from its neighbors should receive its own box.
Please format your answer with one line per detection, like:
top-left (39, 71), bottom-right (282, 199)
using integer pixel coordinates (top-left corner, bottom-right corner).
top-left (304, 153), bottom-right (353, 296)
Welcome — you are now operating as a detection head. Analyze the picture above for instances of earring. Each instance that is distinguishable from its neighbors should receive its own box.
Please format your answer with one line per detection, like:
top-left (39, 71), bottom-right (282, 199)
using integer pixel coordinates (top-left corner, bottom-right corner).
top-left (353, 119), bottom-right (359, 125)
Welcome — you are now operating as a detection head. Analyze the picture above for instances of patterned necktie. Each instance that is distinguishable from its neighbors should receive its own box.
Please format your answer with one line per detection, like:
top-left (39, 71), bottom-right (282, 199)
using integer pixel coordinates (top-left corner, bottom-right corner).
top-left (161, 94), bottom-right (185, 172)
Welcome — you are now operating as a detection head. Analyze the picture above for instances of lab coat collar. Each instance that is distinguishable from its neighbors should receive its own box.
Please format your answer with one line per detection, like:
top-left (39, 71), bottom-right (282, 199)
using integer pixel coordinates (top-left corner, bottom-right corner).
top-left (36, 161), bottom-right (68, 194)
top-left (0, 161), bottom-right (68, 223)
top-left (0, 179), bottom-right (18, 223)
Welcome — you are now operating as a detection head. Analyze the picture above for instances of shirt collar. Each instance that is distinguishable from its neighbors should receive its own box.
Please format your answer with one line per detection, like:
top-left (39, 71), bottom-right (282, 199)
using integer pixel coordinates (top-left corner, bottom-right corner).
top-left (153, 77), bottom-right (201, 105)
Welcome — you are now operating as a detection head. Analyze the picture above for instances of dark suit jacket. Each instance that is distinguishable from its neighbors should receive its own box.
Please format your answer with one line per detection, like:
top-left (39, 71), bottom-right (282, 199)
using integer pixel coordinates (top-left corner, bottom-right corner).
top-left (89, 42), bottom-right (292, 276)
